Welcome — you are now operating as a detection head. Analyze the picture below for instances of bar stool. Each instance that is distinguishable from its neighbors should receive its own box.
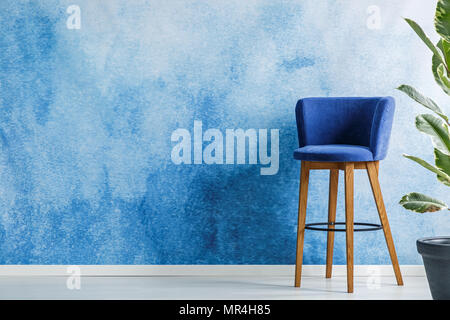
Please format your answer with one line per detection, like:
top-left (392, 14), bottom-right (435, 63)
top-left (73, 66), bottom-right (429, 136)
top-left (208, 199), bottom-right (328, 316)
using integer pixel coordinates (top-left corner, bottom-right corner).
top-left (293, 97), bottom-right (403, 293)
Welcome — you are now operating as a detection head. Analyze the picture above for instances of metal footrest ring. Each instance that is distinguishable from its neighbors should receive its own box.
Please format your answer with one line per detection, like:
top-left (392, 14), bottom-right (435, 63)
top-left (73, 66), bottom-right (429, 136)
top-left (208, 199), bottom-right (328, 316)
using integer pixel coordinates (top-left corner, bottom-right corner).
top-left (305, 222), bottom-right (382, 232)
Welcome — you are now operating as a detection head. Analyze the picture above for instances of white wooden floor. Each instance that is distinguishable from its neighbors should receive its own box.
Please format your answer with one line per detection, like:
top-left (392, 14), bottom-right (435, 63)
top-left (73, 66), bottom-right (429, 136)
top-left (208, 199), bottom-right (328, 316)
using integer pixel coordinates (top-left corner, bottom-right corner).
top-left (0, 275), bottom-right (431, 300)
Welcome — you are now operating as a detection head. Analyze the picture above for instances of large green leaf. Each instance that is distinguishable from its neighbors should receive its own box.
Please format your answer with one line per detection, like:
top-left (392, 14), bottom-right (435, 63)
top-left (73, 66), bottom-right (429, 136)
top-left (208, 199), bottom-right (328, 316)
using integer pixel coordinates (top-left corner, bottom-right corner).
top-left (435, 148), bottom-right (450, 186)
top-left (433, 41), bottom-right (450, 95)
top-left (399, 192), bottom-right (448, 213)
top-left (415, 114), bottom-right (450, 154)
top-left (441, 39), bottom-right (450, 66)
top-left (404, 154), bottom-right (450, 185)
top-left (438, 63), bottom-right (450, 90)
top-left (397, 85), bottom-right (449, 123)
top-left (436, 0), bottom-right (450, 42)
top-left (405, 18), bottom-right (445, 64)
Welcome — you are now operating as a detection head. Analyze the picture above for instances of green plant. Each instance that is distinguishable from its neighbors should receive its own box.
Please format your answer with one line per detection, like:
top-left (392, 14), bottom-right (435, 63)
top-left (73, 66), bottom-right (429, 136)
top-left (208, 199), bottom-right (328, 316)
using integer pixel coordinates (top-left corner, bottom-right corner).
top-left (398, 0), bottom-right (450, 213)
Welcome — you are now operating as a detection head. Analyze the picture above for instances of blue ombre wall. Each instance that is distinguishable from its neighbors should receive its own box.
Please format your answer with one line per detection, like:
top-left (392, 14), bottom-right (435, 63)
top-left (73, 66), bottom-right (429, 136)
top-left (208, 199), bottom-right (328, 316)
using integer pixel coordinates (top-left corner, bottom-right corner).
top-left (0, 0), bottom-right (448, 264)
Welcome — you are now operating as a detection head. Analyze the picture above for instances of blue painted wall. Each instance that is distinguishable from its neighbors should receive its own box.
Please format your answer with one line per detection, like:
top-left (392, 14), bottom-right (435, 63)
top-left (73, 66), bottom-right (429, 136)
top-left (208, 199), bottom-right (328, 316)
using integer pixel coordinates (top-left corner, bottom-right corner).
top-left (0, 0), bottom-right (448, 264)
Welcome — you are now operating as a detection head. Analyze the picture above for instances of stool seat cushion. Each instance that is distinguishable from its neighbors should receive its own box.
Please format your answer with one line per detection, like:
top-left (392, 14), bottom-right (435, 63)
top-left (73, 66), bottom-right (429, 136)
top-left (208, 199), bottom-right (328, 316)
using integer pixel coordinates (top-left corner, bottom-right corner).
top-left (294, 97), bottom-right (395, 161)
top-left (293, 144), bottom-right (374, 162)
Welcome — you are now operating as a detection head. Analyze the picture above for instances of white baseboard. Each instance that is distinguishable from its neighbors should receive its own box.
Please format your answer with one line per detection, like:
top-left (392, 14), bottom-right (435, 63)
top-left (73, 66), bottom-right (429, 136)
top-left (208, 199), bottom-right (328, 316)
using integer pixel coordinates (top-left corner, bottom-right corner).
top-left (0, 265), bottom-right (425, 277)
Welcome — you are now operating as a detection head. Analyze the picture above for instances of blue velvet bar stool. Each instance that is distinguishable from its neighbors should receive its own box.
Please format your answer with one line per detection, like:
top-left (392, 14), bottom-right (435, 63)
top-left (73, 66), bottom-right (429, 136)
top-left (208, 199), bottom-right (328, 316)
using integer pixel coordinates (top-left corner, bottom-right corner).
top-left (293, 97), bottom-right (403, 293)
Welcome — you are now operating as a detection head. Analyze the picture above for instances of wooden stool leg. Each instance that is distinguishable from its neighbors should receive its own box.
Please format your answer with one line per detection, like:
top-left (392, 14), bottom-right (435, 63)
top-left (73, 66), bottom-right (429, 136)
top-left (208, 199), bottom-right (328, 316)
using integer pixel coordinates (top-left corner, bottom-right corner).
top-left (326, 169), bottom-right (339, 278)
top-left (366, 161), bottom-right (404, 286)
top-left (295, 161), bottom-right (310, 287)
top-left (344, 162), bottom-right (354, 293)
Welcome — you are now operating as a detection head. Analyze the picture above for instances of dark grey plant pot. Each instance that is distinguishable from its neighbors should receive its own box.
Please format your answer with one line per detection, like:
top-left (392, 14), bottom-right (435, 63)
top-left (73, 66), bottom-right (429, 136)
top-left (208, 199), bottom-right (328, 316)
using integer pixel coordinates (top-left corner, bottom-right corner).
top-left (417, 237), bottom-right (450, 300)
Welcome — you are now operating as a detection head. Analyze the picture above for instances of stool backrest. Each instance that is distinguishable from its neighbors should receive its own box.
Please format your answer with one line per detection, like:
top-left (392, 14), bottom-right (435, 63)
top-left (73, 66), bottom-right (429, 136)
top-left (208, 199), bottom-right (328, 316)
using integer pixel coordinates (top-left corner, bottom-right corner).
top-left (295, 97), bottom-right (395, 160)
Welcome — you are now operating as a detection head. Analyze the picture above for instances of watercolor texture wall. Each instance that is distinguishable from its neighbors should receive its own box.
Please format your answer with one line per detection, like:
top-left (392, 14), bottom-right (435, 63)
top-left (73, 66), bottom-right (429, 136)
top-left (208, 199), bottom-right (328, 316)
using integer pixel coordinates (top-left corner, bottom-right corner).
top-left (0, 0), bottom-right (448, 264)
